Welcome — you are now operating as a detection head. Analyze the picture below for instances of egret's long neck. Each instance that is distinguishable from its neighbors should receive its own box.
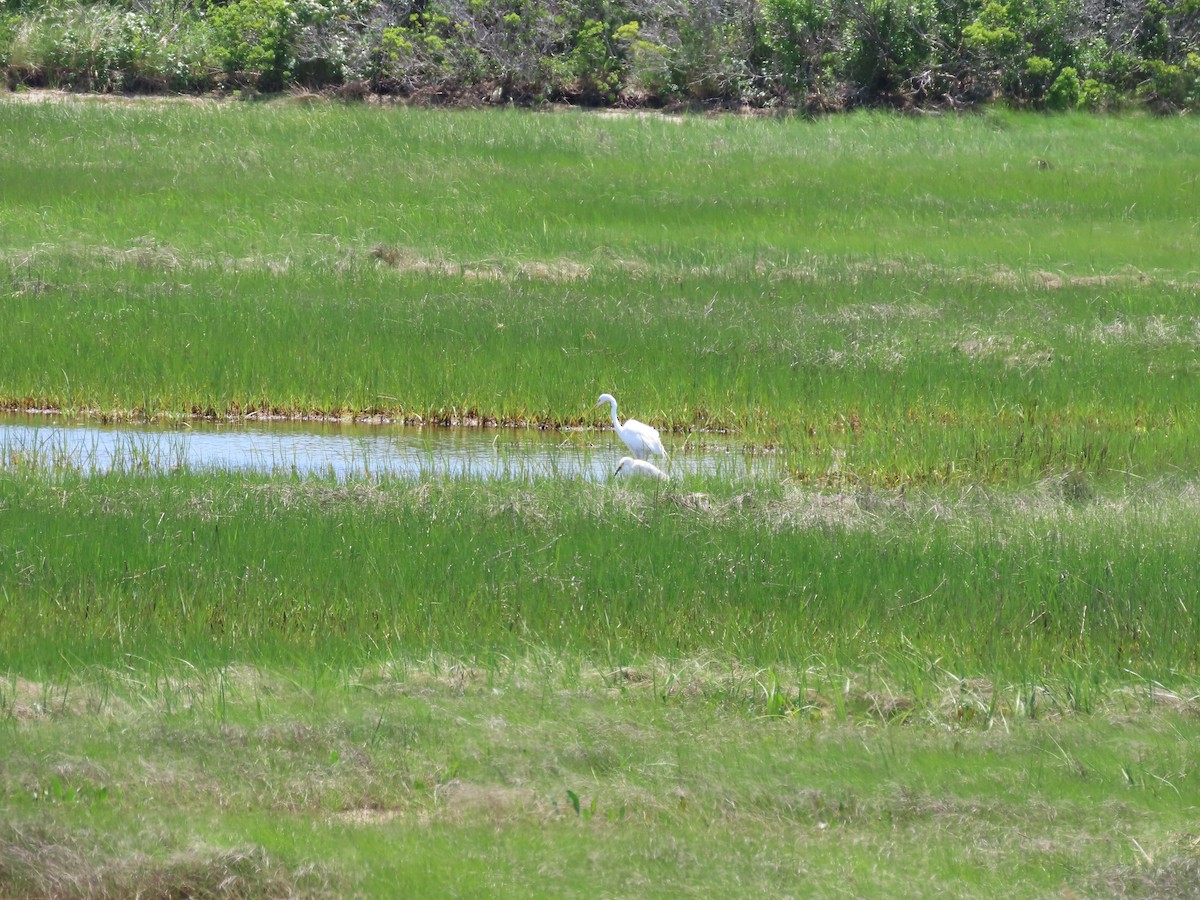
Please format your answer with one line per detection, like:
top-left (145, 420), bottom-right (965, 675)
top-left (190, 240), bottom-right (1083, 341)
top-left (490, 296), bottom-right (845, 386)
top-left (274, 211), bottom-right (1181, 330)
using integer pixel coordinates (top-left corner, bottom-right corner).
top-left (607, 399), bottom-right (620, 429)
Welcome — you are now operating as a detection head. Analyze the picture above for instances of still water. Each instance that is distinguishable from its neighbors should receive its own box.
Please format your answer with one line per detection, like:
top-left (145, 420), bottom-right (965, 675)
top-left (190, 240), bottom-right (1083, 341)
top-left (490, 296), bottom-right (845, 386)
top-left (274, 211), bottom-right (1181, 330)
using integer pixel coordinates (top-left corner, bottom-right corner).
top-left (0, 415), bottom-right (779, 482)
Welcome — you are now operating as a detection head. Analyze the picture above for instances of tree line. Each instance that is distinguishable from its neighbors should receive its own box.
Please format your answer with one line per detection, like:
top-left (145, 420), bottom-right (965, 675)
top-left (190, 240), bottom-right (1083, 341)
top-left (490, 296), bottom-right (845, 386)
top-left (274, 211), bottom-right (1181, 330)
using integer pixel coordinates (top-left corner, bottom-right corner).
top-left (2, 0), bottom-right (1198, 110)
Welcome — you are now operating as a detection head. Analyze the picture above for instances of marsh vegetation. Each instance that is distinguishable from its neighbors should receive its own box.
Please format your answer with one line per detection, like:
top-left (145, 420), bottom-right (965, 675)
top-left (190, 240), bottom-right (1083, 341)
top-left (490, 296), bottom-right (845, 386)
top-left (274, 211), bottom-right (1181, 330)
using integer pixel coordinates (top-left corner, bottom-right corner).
top-left (3, 100), bottom-right (1200, 895)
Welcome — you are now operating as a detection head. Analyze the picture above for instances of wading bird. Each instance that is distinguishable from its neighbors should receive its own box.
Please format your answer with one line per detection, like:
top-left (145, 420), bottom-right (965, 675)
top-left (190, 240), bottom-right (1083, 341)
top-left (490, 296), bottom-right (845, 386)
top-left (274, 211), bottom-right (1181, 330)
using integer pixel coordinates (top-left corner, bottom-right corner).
top-left (594, 393), bottom-right (666, 460)
top-left (613, 456), bottom-right (669, 481)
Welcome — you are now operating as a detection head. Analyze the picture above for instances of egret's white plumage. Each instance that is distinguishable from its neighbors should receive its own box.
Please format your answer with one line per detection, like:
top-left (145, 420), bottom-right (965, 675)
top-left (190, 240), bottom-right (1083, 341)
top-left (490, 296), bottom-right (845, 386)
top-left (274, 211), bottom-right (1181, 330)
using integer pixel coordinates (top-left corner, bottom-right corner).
top-left (613, 456), bottom-right (669, 481)
top-left (594, 393), bottom-right (666, 460)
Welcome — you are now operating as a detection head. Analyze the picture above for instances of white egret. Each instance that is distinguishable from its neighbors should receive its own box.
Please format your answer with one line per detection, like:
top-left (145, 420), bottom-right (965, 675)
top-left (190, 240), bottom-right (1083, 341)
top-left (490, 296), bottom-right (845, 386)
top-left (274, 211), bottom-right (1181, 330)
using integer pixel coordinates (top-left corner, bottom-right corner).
top-left (594, 393), bottom-right (666, 460)
top-left (613, 456), bottom-right (669, 481)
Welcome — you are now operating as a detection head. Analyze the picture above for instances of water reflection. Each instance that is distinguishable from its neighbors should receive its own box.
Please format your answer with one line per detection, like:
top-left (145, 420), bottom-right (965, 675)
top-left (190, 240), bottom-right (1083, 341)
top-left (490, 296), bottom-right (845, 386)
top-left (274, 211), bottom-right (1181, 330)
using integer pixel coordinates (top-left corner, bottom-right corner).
top-left (0, 415), bottom-right (778, 482)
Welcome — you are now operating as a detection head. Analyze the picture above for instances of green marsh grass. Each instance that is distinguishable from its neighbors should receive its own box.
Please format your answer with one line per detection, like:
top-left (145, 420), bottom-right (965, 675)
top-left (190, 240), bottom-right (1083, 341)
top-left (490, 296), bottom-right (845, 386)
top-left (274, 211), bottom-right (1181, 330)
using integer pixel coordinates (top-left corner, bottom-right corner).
top-left (3, 103), bottom-right (1198, 272)
top-left (3, 260), bottom-right (1197, 483)
top-left (4, 470), bottom-right (1200, 690)
top-left (2, 101), bottom-right (1199, 484)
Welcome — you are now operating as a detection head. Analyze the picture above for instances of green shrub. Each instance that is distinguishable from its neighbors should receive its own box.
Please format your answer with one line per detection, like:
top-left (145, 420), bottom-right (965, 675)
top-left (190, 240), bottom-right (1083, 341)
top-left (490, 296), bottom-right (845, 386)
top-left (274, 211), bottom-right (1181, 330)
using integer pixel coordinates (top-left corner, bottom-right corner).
top-left (569, 18), bottom-right (608, 93)
top-left (206, 0), bottom-right (302, 89)
top-left (625, 33), bottom-right (674, 99)
top-left (964, 0), bottom-right (1081, 99)
top-left (10, 3), bottom-right (154, 90)
top-left (1019, 53), bottom-right (1053, 102)
top-left (757, 0), bottom-right (831, 95)
top-left (1045, 64), bottom-right (1079, 109)
top-left (962, 1), bottom-right (1022, 63)
top-left (1072, 36), bottom-right (1117, 88)
top-left (371, 4), bottom-right (489, 92)
top-left (569, 18), bottom-right (621, 102)
top-left (1077, 76), bottom-right (1116, 111)
top-left (1101, 50), bottom-right (1138, 90)
top-left (161, 15), bottom-right (221, 91)
top-left (1020, 0), bottom-right (1078, 70)
top-left (651, 1), bottom-right (755, 104)
top-left (379, 24), bottom-right (413, 62)
top-left (841, 0), bottom-right (939, 103)
top-left (2, 2), bottom-right (219, 92)
top-left (1139, 56), bottom-right (1199, 107)
top-left (454, 0), bottom-right (560, 99)
top-left (1136, 0), bottom-right (1171, 61)
top-left (0, 12), bottom-right (19, 67)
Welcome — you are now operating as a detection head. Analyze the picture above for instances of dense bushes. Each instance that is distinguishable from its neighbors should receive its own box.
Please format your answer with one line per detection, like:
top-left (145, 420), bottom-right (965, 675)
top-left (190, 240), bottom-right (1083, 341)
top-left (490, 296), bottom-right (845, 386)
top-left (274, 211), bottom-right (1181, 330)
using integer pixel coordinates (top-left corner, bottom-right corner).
top-left (2, 0), bottom-right (1198, 109)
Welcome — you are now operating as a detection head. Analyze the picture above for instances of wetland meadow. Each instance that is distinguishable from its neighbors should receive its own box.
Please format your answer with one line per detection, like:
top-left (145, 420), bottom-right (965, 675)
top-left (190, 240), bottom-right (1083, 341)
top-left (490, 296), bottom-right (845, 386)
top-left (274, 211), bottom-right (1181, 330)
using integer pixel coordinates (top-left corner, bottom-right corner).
top-left (3, 97), bottom-right (1200, 897)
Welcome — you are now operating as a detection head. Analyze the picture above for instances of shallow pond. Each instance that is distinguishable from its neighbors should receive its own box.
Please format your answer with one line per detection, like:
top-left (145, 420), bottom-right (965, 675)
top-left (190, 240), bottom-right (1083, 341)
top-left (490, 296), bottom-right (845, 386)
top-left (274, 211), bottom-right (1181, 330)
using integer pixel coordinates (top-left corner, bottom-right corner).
top-left (0, 415), bottom-right (780, 482)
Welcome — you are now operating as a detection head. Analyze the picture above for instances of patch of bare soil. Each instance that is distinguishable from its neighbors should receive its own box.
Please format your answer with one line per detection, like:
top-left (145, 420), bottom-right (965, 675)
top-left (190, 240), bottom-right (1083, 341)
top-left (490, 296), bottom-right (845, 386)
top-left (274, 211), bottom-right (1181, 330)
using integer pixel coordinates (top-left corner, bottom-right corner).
top-left (1, 87), bottom-right (216, 107)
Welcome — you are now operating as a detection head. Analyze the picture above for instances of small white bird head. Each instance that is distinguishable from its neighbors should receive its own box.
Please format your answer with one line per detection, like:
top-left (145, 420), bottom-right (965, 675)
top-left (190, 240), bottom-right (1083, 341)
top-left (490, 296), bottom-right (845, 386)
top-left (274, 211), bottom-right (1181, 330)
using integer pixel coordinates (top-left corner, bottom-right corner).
top-left (594, 393), bottom-right (616, 409)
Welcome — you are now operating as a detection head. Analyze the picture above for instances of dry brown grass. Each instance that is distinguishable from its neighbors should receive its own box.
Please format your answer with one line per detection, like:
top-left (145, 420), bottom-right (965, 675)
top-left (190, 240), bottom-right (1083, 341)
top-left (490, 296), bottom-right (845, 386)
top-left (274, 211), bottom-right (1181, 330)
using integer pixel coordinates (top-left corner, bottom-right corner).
top-left (370, 245), bottom-right (592, 282)
top-left (815, 301), bottom-right (942, 326)
top-left (1083, 849), bottom-right (1200, 899)
top-left (428, 781), bottom-right (552, 825)
top-left (1, 677), bottom-right (131, 722)
top-left (0, 824), bottom-right (325, 899)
